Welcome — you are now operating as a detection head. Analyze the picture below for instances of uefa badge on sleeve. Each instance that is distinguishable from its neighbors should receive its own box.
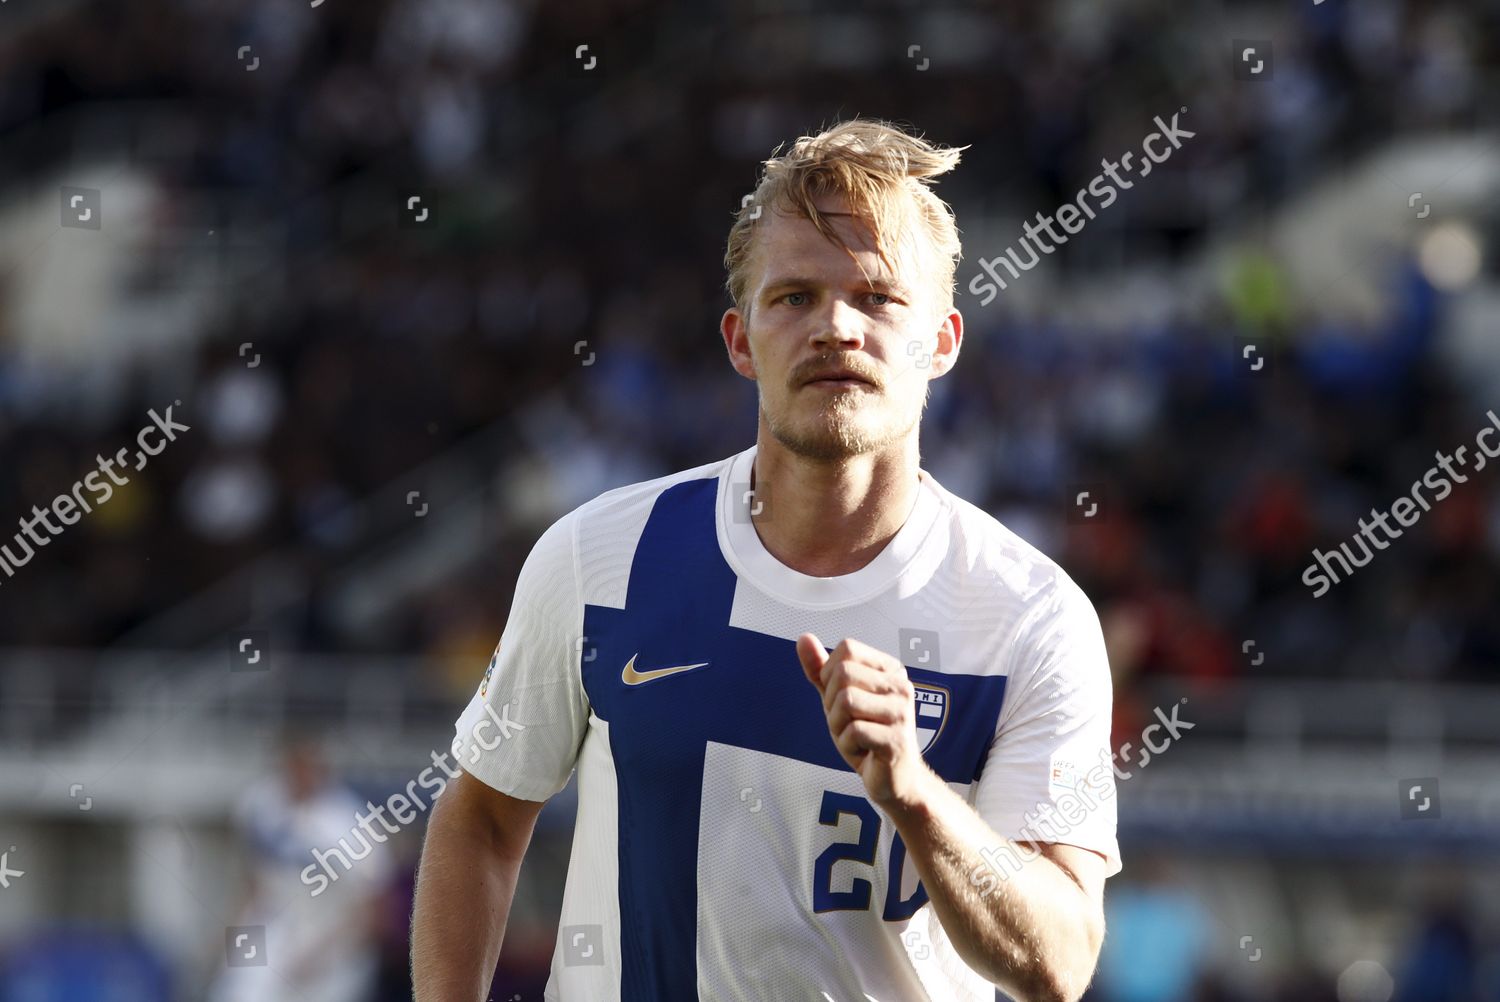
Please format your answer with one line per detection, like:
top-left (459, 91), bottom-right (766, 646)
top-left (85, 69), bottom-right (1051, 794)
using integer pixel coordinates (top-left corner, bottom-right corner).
top-left (480, 639), bottom-right (501, 698)
top-left (1049, 757), bottom-right (1081, 793)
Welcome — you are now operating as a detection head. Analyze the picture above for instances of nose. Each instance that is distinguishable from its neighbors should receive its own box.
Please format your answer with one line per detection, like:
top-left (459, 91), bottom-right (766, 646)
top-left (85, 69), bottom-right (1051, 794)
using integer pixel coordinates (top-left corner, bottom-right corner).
top-left (810, 296), bottom-right (866, 350)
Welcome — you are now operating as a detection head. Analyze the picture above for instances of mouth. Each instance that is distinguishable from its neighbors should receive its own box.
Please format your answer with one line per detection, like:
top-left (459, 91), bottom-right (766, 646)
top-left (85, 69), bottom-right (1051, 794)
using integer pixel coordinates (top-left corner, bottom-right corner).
top-left (806, 377), bottom-right (870, 390)
top-left (804, 370), bottom-right (875, 390)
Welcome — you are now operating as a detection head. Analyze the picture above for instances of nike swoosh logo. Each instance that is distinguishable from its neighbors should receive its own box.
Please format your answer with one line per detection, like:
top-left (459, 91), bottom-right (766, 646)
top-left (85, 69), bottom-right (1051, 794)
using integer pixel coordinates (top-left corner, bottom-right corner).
top-left (621, 653), bottom-right (710, 686)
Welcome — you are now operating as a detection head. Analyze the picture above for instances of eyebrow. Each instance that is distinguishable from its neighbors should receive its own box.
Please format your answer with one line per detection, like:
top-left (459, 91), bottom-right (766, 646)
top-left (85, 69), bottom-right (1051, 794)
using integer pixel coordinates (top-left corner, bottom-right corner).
top-left (760, 276), bottom-right (912, 298)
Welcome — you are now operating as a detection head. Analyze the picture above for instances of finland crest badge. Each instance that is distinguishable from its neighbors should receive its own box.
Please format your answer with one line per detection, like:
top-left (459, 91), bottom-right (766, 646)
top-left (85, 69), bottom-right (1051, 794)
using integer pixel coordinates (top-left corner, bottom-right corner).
top-left (913, 682), bottom-right (950, 754)
top-left (480, 639), bottom-right (502, 698)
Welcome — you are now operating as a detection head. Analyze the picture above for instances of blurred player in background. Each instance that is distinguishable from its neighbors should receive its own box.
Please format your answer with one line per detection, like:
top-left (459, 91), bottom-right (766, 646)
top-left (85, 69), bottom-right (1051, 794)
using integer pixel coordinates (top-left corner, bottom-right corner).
top-left (412, 119), bottom-right (1119, 1002)
top-left (208, 735), bottom-right (392, 1002)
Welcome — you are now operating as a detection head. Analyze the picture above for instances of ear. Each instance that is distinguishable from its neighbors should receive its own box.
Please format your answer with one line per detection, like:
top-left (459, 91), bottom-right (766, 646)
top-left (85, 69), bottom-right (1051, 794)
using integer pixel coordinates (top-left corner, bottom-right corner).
top-left (722, 306), bottom-right (758, 380)
top-left (928, 306), bottom-right (962, 378)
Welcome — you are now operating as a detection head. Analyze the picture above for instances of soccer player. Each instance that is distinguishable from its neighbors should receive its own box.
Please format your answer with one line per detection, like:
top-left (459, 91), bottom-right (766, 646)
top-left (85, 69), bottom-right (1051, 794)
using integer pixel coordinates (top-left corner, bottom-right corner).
top-left (411, 118), bottom-right (1120, 1002)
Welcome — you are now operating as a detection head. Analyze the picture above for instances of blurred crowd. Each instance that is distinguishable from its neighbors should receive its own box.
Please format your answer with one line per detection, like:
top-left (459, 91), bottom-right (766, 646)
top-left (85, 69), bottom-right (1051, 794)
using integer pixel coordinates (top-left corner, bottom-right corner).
top-left (1, 0), bottom-right (1495, 693)
top-left (2, 0), bottom-right (1500, 1000)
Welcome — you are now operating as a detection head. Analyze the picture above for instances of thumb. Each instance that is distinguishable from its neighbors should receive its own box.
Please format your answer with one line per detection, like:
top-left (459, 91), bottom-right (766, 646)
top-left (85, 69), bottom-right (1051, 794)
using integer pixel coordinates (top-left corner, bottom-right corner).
top-left (796, 633), bottom-right (828, 690)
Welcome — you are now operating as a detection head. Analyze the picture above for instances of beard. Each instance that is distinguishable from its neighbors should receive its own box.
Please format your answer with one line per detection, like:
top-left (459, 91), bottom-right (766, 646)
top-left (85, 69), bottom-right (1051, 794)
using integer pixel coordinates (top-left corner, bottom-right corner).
top-left (761, 382), bottom-right (925, 461)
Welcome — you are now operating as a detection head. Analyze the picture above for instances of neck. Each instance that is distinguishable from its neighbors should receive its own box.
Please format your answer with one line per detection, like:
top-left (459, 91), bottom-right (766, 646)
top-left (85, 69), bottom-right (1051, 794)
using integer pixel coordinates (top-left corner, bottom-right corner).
top-left (748, 427), bottom-right (923, 578)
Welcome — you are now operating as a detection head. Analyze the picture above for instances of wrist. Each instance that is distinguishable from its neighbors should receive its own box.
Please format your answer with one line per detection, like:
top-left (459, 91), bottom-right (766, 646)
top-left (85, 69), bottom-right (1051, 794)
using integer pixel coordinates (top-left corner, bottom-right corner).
top-left (878, 762), bottom-right (943, 826)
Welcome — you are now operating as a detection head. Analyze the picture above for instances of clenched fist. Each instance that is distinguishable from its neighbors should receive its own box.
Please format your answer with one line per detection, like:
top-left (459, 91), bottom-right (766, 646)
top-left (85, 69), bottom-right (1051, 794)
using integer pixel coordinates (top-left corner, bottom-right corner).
top-left (797, 633), bottom-right (938, 813)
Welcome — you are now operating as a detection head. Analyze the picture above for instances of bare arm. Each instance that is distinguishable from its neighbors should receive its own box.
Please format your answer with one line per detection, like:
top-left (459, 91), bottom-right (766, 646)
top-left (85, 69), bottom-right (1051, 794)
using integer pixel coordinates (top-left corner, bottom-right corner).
top-left (886, 777), bottom-right (1107, 1002)
top-left (411, 768), bottom-right (546, 1002)
top-left (799, 635), bottom-right (1108, 1002)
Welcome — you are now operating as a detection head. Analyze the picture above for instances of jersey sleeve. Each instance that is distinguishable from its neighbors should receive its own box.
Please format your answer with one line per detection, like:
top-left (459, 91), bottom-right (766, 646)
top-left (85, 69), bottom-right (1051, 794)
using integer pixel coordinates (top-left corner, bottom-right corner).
top-left (971, 572), bottom-right (1122, 877)
top-left (451, 508), bottom-right (589, 802)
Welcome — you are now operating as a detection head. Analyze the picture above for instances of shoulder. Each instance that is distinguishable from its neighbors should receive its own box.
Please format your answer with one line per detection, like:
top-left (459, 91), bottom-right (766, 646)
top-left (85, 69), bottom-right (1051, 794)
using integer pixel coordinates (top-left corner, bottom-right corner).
top-left (928, 478), bottom-right (1097, 626)
top-left (550, 450), bottom-right (731, 548)
top-left (520, 451), bottom-right (740, 602)
top-left (567, 451), bottom-right (730, 530)
top-left (928, 491), bottom-right (1114, 729)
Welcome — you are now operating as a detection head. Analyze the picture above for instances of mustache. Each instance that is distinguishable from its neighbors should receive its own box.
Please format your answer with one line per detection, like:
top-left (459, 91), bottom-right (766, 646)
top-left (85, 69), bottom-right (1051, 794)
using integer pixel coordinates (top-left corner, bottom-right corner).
top-left (795, 356), bottom-right (881, 387)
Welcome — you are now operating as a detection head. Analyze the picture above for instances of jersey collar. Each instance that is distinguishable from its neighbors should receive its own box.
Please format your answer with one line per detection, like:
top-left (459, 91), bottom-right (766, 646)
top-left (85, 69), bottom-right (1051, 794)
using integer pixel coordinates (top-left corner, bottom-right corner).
top-left (716, 443), bottom-right (943, 608)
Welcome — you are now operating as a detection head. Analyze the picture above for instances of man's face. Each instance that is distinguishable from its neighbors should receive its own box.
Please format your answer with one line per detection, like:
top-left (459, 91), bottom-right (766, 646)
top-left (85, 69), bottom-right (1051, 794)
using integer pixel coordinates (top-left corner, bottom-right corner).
top-left (721, 192), bottom-right (960, 462)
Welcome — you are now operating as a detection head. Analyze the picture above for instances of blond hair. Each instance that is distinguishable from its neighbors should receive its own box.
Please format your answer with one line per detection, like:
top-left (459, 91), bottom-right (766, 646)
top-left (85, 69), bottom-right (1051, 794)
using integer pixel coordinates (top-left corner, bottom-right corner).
top-left (724, 118), bottom-right (966, 317)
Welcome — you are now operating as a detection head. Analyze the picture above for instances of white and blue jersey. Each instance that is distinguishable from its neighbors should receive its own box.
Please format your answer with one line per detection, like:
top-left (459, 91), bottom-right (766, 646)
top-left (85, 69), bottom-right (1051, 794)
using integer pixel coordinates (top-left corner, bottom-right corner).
top-left (453, 443), bottom-right (1121, 1001)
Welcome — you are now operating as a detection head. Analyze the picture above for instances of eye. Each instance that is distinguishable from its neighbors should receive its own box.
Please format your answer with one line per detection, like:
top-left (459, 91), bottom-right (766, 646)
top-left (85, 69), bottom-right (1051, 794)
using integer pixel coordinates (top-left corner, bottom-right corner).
top-left (867, 292), bottom-right (893, 307)
top-left (781, 292), bottom-right (809, 307)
